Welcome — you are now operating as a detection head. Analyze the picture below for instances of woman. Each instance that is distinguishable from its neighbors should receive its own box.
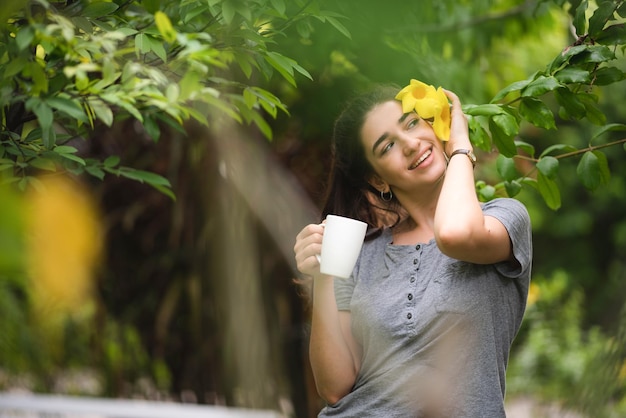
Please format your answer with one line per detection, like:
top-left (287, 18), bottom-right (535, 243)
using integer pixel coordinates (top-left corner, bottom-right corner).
top-left (293, 83), bottom-right (532, 417)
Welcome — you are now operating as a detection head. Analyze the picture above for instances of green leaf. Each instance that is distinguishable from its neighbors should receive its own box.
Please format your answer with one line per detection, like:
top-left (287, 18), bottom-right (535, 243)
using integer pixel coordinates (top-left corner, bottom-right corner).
top-left (554, 88), bottom-right (587, 120)
top-left (478, 184), bottom-right (496, 201)
top-left (489, 115), bottom-right (518, 157)
top-left (467, 116), bottom-right (491, 152)
top-left (3, 56), bottom-right (28, 77)
top-left (57, 152), bottom-right (86, 166)
top-left (573, 0), bottom-right (588, 36)
top-left (577, 150), bottom-right (610, 190)
top-left (521, 75), bottom-right (562, 97)
top-left (82, 2), bottom-right (119, 18)
top-left (491, 79), bottom-right (532, 102)
top-left (577, 45), bottom-right (616, 63)
top-left (104, 155), bottom-right (120, 168)
top-left (515, 140), bottom-right (536, 158)
top-left (29, 157), bottom-right (57, 171)
top-left (537, 156), bottom-right (559, 179)
top-left (118, 167), bottom-right (171, 187)
top-left (142, 0), bottom-right (161, 13)
top-left (186, 107), bottom-right (209, 126)
top-left (247, 108), bottom-right (273, 140)
top-left (323, 15), bottom-right (351, 39)
top-left (243, 88), bottom-right (257, 109)
top-left (26, 62), bottom-right (48, 94)
top-left (596, 23), bottom-right (626, 45)
top-left (222, 1), bottom-right (236, 24)
top-left (234, 54), bottom-right (255, 79)
top-left (46, 96), bottom-right (88, 122)
top-left (537, 171), bottom-right (561, 210)
top-left (519, 97), bottom-right (556, 130)
top-left (554, 67), bottom-right (590, 84)
top-left (135, 33), bottom-right (151, 56)
top-left (85, 165), bottom-right (105, 180)
top-left (548, 45), bottom-right (587, 73)
top-left (15, 26), bottom-right (34, 51)
top-left (72, 16), bottom-right (93, 34)
top-left (146, 35), bottom-right (167, 62)
top-left (88, 99), bottom-right (114, 126)
top-left (591, 123), bottom-right (626, 140)
top-left (504, 180), bottom-right (522, 198)
top-left (592, 66), bottom-right (625, 85)
top-left (265, 52), bottom-right (297, 86)
top-left (270, 0), bottom-right (286, 15)
top-left (579, 93), bottom-right (607, 125)
top-left (589, 1), bottom-right (617, 37)
top-left (496, 155), bottom-right (518, 181)
top-left (143, 116), bottom-right (161, 141)
top-left (539, 143), bottom-right (577, 158)
top-left (463, 103), bottom-right (506, 117)
top-left (28, 99), bottom-right (53, 132)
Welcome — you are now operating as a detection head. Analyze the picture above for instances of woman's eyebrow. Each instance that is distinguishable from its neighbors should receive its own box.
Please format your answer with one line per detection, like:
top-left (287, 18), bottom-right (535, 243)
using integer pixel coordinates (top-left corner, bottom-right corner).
top-left (371, 113), bottom-right (411, 154)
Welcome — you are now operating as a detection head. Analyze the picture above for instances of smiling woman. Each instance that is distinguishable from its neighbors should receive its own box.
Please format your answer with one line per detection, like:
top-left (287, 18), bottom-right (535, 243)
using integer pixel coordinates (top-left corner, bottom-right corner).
top-left (293, 81), bottom-right (533, 417)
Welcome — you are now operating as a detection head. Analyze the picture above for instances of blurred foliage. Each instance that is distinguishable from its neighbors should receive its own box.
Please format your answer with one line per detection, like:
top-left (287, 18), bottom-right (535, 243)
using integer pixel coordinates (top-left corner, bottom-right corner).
top-left (508, 270), bottom-right (626, 417)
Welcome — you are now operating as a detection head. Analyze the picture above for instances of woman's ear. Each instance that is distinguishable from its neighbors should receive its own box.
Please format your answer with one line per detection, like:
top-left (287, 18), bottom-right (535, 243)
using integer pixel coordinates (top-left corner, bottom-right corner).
top-left (368, 175), bottom-right (388, 193)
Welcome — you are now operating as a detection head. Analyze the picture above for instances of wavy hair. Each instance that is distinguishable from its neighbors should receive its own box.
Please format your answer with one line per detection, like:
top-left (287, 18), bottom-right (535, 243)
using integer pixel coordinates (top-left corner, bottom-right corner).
top-left (320, 85), bottom-right (405, 236)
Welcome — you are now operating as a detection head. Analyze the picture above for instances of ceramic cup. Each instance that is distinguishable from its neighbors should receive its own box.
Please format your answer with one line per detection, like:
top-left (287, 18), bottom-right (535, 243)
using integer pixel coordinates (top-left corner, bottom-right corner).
top-left (318, 215), bottom-right (367, 278)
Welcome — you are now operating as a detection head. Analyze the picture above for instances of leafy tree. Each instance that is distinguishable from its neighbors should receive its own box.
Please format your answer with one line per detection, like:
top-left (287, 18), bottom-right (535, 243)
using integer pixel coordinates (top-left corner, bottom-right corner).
top-left (0, 0), bottom-right (348, 197)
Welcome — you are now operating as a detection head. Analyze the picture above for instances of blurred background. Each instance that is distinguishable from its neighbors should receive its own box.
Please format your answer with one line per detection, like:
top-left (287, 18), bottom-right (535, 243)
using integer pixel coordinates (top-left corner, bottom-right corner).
top-left (1, 0), bottom-right (625, 417)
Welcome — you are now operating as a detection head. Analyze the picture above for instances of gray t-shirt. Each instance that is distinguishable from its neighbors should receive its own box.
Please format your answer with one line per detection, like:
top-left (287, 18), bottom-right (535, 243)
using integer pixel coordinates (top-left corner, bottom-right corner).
top-left (320, 198), bottom-right (532, 418)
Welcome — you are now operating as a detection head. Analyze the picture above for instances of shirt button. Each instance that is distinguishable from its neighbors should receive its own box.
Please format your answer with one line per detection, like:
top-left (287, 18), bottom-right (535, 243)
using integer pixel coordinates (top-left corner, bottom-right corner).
top-left (413, 259), bottom-right (418, 265)
top-left (407, 313), bottom-right (412, 319)
top-left (415, 244), bottom-right (421, 250)
top-left (408, 293), bottom-right (413, 300)
top-left (410, 276), bottom-right (416, 283)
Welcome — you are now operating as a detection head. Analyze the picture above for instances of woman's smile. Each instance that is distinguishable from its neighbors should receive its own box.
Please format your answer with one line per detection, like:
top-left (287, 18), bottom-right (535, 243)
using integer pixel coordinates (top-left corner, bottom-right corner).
top-left (409, 147), bottom-right (433, 170)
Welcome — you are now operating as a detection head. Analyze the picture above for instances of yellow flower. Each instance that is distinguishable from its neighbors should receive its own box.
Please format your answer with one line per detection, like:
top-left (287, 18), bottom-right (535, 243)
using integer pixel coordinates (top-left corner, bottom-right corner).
top-left (26, 176), bottom-right (103, 318)
top-left (395, 79), bottom-right (451, 141)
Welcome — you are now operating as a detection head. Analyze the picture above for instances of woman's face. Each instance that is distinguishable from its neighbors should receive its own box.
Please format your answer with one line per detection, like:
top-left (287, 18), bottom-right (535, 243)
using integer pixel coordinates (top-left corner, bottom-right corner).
top-left (360, 100), bottom-right (447, 197)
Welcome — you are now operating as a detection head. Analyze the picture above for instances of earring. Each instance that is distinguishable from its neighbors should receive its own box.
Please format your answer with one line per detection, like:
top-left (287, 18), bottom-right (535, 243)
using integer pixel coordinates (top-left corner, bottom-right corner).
top-left (380, 189), bottom-right (393, 202)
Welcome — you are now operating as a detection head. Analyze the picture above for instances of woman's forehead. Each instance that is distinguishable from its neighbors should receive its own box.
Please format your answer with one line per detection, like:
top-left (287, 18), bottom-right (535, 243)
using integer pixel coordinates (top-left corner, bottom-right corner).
top-left (362, 101), bottom-right (404, 140)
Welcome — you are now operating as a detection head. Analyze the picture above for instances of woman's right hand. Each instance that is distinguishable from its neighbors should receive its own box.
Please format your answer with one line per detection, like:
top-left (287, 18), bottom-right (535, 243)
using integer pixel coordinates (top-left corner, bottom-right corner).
top-left (294, 223), bottom-right (325, 277)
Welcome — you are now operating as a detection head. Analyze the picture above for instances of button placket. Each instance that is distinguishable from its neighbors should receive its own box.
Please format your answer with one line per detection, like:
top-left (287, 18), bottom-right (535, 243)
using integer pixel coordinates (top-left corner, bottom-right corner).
top-left (406, 244), bottom-right (422, 326)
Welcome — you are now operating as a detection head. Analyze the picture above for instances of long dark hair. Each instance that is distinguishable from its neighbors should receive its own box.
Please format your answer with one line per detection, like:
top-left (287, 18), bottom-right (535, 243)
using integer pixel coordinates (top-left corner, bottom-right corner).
top-left (320, 85), bottom-right (404, 234)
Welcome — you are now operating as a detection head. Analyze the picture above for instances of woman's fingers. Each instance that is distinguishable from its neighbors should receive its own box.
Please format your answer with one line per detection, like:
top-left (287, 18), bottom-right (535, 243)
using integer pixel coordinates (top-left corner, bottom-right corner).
top-left (294, 223), bottom-right (325, 275)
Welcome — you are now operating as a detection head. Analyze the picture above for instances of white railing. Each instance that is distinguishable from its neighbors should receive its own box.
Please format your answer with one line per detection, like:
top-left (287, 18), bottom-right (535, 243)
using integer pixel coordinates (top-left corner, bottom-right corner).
top-left (0, 393), bottom-right (284, 418)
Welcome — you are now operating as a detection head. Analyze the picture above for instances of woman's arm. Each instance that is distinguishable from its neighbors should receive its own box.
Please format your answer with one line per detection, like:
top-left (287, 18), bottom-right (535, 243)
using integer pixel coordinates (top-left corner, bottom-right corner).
top-left (294, 224), bottom-right (362, 404)
top-left (434, 90), bottom-right (512, 265)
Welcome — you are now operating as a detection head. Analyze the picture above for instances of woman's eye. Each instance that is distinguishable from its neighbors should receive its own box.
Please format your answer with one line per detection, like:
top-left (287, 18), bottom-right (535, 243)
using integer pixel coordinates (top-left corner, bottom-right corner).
top-left (407, 118), bottom-right (419, 129)
top-left (381, 142), bottom-right (394, 155)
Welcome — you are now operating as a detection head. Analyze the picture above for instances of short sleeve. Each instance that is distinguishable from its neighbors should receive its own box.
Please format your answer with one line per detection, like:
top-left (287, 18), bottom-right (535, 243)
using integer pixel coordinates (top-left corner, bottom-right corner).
top-left (483, 198), bottom-right (533, 279)
top-left (334, 274), bottom-right (356, 311)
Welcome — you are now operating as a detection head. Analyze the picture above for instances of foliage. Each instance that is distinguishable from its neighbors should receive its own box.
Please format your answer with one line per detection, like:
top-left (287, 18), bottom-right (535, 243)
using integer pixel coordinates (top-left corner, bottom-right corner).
top-left (508, 270), bottom-right (626, 417)
top-left (464, 0), bottom-right (626, 209)
top-left (0, 0), bottom-right (346, 198)
top-left (0, 0), bottom-right (347, 404)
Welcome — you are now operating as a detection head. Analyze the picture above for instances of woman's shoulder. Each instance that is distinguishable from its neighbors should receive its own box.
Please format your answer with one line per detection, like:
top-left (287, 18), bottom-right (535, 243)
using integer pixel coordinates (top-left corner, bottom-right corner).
top-left (482, 198), bottom-right (532, 233)
top-left (482, 197), bottom-right (529, 215)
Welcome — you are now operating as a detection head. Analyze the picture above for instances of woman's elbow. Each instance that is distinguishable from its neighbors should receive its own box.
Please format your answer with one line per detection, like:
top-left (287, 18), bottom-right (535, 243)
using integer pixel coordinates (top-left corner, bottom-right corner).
top-left (435, 224), bottom-right (472, 256)
top-left (317, 385), bottom-right (350, 406)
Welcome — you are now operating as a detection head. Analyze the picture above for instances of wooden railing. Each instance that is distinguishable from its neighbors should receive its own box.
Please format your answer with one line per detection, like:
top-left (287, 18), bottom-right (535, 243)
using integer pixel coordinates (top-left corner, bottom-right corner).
top-left (0, 392), bottom-right (284, 418)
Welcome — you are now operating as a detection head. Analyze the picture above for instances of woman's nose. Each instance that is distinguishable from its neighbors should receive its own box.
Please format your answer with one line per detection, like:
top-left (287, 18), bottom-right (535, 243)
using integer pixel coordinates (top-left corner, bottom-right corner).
top-left (400, 134), bottom-right (421, 156)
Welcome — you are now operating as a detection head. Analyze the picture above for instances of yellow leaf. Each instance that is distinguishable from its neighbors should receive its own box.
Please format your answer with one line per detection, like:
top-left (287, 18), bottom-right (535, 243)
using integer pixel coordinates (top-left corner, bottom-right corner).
top-left (155, 11), bottom-right (177, 43)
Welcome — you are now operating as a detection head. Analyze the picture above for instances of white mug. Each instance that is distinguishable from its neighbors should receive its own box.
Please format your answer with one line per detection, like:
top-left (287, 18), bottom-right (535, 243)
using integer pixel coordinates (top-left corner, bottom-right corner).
top-left (318, 215), bottom-right (367, 278)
